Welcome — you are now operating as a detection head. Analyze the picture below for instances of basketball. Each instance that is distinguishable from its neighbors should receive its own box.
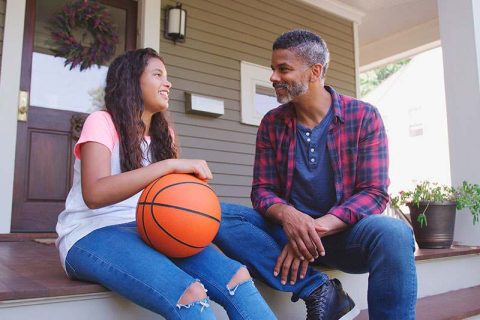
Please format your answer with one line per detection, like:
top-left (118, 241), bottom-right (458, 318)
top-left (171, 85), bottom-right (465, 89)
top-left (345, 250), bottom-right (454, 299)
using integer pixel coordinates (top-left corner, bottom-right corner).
top-left (136, 173), bottom-right (221, 258)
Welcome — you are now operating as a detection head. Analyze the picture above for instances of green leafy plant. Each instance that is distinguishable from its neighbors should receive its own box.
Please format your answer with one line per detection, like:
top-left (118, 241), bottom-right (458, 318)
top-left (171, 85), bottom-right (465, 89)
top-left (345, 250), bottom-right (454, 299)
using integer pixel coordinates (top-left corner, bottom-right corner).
top-left (390, 181), bottom-right (480, 227)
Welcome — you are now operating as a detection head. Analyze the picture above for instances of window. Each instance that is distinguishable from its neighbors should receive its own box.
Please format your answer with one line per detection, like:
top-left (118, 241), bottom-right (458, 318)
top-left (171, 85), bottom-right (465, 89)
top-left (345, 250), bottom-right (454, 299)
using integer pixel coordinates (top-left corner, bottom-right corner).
top-left (408, 106), bottom-right (424, 137)
top-left (30, 0), bottom-right (130, 113)
top-left (240, 61), bottom-right (279, 126)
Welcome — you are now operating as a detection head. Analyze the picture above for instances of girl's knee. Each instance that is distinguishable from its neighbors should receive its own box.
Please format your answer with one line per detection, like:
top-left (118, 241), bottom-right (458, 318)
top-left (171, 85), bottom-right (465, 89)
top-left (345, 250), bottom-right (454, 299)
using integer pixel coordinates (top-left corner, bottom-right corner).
top-left (176, 282), bottom-right (215, 320)
top-left (227, 267), bottom-right (251, 289)
top-left (178, 281), bottom-right (207, 305)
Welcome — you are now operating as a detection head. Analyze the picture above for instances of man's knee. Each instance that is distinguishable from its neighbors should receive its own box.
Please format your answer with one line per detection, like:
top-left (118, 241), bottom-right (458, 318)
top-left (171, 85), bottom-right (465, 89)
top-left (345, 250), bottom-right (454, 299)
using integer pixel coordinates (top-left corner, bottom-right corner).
top-left (363, 215), bottom-right (415, 250)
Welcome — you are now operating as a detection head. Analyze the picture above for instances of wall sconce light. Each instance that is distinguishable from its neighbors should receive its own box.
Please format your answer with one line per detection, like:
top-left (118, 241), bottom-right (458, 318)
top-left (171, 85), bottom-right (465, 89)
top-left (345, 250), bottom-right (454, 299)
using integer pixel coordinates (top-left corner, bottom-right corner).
top-left (164, 2), bottom-right (187, 43)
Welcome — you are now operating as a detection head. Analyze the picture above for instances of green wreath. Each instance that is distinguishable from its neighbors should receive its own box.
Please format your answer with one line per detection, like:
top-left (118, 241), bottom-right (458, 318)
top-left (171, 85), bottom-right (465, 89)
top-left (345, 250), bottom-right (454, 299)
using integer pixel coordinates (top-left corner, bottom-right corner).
top-left (49, 0), bottom-right (119, 71)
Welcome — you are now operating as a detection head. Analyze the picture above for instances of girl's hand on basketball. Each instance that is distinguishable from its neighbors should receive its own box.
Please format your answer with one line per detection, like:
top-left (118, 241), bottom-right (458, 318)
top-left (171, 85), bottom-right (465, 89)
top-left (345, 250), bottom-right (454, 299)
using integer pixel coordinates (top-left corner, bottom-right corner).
top-left (274, 243), bottom-right (309, 285)
top-left (168, 159), bottom-right (213, 180)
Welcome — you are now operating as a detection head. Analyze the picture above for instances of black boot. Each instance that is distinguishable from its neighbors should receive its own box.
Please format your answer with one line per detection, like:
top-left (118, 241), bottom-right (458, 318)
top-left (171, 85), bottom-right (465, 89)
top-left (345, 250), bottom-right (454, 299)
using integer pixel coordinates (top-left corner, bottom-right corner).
top-left (304, 279), bottom-right (359, 320)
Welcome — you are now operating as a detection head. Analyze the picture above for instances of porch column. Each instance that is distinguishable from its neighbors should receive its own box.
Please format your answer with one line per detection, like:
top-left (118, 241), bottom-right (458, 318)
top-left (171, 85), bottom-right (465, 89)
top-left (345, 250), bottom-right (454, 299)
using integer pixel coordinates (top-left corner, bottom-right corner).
top-left (138, 0), bottom-right (161, 51)
top-left (0, 0), bottom-right (27, 233)
top-left (438, 0), bottom-right (480, 245)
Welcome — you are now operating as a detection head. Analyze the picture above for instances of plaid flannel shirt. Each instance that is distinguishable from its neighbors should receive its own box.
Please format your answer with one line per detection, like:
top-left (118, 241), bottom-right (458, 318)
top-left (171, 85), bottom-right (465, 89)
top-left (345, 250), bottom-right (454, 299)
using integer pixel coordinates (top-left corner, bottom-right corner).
top-left (251, 86), bottom-right (390, 224)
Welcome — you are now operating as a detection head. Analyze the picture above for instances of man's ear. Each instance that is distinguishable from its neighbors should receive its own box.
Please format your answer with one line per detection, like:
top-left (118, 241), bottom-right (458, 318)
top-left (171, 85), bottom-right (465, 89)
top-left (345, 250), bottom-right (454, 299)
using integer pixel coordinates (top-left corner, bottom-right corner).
top-left (310, 63), bottom-right (323, 82)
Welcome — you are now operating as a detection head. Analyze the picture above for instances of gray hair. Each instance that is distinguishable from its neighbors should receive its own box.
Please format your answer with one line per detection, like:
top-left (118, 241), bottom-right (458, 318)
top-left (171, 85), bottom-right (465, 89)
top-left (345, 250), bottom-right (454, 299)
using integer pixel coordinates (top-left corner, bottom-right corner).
top-left (273, 29), bottom-right (330, 78)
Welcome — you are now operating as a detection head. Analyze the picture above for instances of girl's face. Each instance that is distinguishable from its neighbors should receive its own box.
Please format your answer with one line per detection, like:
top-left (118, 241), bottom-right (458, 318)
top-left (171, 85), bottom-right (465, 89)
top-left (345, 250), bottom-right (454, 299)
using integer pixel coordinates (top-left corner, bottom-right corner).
top-left (140, 57), bottom-right (172, 115)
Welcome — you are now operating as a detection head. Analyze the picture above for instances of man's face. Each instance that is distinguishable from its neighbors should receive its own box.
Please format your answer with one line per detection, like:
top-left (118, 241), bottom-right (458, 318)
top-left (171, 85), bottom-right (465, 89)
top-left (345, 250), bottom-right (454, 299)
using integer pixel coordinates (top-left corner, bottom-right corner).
top-left (270, 49), bottom-right (312, 104)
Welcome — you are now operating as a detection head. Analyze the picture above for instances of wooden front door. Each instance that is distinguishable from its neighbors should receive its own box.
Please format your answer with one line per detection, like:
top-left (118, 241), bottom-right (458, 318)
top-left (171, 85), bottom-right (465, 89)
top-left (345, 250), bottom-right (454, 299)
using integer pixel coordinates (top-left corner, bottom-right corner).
top-left (11, 0), bottom-right (137, 232)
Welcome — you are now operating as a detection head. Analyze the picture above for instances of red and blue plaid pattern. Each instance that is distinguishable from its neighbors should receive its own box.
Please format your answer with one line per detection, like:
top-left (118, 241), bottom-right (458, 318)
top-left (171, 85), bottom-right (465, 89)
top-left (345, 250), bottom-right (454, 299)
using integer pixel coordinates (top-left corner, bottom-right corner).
top-left (251, 86), bottom-right (390, 224)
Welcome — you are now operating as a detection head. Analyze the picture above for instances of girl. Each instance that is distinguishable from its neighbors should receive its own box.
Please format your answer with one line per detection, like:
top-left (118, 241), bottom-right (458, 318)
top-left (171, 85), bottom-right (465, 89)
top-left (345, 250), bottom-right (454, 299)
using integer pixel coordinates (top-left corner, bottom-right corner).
top-left (56, 48), bottom-right (276, 320)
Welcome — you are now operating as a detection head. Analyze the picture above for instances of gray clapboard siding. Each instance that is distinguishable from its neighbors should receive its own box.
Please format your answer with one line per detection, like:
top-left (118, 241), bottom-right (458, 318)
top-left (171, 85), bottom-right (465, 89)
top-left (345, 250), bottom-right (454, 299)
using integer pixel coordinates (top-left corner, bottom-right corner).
top-left (170, 104), bottom-right (241, 121)
top-left (0, 0), bottom-right (5, 73)
top-left (181, 147), bottom-right (255, 166)
top-left (208, 162), bottom-right (254, 177)
top-left (219, 197), bottom-right (252, 206)
top-left (173, 123), bottom-right (257, 145)
top-left (179, 137), bottom-right (255, 155)
top-left (187, 0), bottom-right (354, 59)
top-left (169, 108), bottom-right (258, 134)
top-left (213, 185), bottom-right (252, 198)
top-left (210, 174), bottom-right (253, 186)
top-left (168, 64), bottom-right (240, 90)
top-left (166, 54), bottom-right (239, 80)
top-left (160, 0), bottom-right (356, 205)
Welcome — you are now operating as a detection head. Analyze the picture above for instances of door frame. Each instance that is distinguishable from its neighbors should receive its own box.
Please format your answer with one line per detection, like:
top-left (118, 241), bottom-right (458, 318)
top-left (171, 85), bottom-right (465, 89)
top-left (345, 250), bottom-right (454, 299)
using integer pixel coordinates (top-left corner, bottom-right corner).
top-left (0, 0), bottom-right (161, 234)
top-left (10, 0), bottom-right (138, 233)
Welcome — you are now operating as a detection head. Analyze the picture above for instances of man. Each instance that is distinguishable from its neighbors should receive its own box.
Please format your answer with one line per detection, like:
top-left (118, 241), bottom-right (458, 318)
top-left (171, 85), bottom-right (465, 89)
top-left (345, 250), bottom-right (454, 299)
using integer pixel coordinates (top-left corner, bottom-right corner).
top-left (215, 29), bottom-right (417, 320)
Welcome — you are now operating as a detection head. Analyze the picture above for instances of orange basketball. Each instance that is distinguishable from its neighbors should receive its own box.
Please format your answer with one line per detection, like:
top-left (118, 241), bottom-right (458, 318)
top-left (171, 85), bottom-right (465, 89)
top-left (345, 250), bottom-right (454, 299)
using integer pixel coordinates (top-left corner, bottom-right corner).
top-left (136, 173), bottom-right (221, 258)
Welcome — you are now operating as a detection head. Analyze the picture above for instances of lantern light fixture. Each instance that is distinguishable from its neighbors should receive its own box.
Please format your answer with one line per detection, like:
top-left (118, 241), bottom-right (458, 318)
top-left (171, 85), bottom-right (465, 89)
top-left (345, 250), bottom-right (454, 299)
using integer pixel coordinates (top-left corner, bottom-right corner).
top-left (164, 2), bottom-right (186, 43)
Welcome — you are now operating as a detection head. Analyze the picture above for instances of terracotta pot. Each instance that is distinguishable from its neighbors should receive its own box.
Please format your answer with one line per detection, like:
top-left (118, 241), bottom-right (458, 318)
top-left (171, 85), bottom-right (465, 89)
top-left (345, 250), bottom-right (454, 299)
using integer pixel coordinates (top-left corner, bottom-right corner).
top-left (407, 201), bottom-right (456, 249)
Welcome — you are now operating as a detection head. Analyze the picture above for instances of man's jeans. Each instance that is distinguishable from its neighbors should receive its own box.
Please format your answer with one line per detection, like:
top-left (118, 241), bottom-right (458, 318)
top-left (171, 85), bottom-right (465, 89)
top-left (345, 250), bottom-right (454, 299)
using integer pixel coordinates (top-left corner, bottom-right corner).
top-left (214, 203), bottom-right (417, 320)
top-left (65, 221), bottom-right (276, 320)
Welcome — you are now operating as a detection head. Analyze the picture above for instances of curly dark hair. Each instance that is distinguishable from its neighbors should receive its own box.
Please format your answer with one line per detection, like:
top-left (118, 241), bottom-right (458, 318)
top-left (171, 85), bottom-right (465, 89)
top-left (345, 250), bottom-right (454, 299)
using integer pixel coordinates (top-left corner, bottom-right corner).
top-left (105, 48), bottom-right (177, 172)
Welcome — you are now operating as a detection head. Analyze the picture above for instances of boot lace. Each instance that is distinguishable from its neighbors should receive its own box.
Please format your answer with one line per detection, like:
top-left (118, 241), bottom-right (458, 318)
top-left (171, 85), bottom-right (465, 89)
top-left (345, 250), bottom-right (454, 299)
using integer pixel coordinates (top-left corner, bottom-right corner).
top-left (305, 283), bottom-right (329, 320)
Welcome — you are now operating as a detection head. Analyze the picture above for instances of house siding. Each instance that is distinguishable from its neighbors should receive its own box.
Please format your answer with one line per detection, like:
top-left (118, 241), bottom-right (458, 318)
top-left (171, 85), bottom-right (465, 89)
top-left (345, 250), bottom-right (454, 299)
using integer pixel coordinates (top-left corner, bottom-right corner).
top-left (161, 0), bottom-right (356, 205)
top-left (0, 0), bottom-right (6, 75)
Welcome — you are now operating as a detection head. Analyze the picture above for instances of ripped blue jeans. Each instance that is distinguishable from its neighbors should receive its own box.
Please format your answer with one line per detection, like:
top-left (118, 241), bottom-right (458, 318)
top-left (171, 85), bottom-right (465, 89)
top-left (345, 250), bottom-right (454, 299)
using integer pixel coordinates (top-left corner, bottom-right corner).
top-left (65, 222), bottom-right (276, 320)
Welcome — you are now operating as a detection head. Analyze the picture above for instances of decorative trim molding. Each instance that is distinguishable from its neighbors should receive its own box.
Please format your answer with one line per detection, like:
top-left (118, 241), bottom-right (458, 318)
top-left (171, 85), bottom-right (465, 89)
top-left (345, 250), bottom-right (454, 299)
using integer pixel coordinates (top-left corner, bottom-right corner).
top-left (298, 0), bottom-right (364, 23)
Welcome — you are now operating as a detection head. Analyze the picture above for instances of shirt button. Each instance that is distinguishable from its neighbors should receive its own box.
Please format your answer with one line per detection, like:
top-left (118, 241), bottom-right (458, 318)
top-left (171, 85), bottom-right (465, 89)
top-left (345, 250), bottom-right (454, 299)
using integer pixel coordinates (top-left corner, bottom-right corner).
top-left (307, 138), bottom-right (311, 142)
top-left (310, 148), bottom-right (315, 152)
top-left (310, 158), bottom-right (315, 162)
top-left (306, 132), bottom-right (310, 136)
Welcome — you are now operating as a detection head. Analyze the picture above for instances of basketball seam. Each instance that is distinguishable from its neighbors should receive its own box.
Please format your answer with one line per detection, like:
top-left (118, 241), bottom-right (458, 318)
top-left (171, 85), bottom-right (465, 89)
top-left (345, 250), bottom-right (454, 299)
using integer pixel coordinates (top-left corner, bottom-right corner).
top-left (137, 202), bottom-right (221, 223)
top-left (139, 179), bottom-right (157, 247)
top-left (156, 181), bottom-right (215, 194)
top-left (149, 209), bottom-right (206, 249)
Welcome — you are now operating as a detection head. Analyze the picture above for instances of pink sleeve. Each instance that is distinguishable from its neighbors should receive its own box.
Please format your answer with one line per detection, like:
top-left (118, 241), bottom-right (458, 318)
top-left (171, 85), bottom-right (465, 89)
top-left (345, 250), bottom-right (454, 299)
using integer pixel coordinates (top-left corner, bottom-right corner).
top-left (74, 111), bottom-right (119, 159)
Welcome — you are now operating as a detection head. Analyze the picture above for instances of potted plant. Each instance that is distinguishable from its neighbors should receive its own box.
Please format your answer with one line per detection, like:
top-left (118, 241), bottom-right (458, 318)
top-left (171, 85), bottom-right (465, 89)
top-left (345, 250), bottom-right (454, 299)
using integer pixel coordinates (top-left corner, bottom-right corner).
top-left (390, 181), bottom-right (480, 249)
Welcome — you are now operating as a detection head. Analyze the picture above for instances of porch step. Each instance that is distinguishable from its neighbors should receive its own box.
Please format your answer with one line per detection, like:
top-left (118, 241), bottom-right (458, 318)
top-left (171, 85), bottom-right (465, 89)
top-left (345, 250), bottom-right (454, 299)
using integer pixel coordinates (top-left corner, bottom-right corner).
top-left (355, 285), bottom-right (480, 320)
top-left (0, 240), bottom-right (479, 319)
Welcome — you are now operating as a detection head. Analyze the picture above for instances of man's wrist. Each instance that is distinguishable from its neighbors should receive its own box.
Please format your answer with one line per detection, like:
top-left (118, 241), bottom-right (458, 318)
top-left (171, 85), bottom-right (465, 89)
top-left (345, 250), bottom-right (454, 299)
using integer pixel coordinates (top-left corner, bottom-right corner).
top-left (266, 203), bottom-right (293, 224)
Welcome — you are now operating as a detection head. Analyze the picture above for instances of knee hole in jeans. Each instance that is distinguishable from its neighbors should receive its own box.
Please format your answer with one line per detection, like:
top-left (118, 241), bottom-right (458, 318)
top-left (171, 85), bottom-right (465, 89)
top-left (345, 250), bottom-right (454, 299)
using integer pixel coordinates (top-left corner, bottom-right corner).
top-left (226, 267), bottom-right (252, 295)
top-left (178, 281), bottom-right (208, 305)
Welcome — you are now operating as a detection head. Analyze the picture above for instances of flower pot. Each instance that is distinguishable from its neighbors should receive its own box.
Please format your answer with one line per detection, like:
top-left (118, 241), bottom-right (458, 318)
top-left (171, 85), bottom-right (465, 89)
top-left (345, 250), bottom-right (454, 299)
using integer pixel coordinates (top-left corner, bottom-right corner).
top-left (407, 201), bottom-right (456, 249)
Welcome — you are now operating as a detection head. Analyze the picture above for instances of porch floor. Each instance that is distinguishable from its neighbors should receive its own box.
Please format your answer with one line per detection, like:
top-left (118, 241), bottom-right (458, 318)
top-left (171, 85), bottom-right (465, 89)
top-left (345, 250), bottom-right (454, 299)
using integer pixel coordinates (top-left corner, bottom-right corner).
top-left (0, 238), bottom-right (106, 301)
top-left (1, 238), bottom-right (480, 318)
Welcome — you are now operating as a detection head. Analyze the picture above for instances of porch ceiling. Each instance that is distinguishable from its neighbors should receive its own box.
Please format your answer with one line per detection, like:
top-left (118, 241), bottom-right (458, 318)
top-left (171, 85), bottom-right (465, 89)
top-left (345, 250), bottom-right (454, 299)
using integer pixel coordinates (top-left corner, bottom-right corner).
top-left (336, 0), bottom-right (440, 70)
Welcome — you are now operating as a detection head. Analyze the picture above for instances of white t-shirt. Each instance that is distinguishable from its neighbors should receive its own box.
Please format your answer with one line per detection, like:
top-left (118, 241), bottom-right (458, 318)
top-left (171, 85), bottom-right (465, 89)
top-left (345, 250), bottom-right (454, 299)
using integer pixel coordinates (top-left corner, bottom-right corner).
top-left (56, 111), bottom-right (150, 271)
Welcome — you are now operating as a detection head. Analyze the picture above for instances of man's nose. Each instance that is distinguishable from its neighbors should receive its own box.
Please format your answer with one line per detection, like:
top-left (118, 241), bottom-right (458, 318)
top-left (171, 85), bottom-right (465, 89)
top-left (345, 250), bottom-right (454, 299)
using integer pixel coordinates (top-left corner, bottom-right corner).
top-left (270, 71), bottom-right (279, 83)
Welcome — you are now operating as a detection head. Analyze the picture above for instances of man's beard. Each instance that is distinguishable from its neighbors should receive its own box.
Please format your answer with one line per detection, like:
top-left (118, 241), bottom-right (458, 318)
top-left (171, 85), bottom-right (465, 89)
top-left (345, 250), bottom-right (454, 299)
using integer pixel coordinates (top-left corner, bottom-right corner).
top-left (273, 80), bottom-right (308, 104)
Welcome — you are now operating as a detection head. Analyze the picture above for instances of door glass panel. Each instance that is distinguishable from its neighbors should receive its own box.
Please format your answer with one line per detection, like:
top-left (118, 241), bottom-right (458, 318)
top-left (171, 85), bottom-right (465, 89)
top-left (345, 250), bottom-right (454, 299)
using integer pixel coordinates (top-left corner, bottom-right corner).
top-left (30, 0), bottom-right (127, 113)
